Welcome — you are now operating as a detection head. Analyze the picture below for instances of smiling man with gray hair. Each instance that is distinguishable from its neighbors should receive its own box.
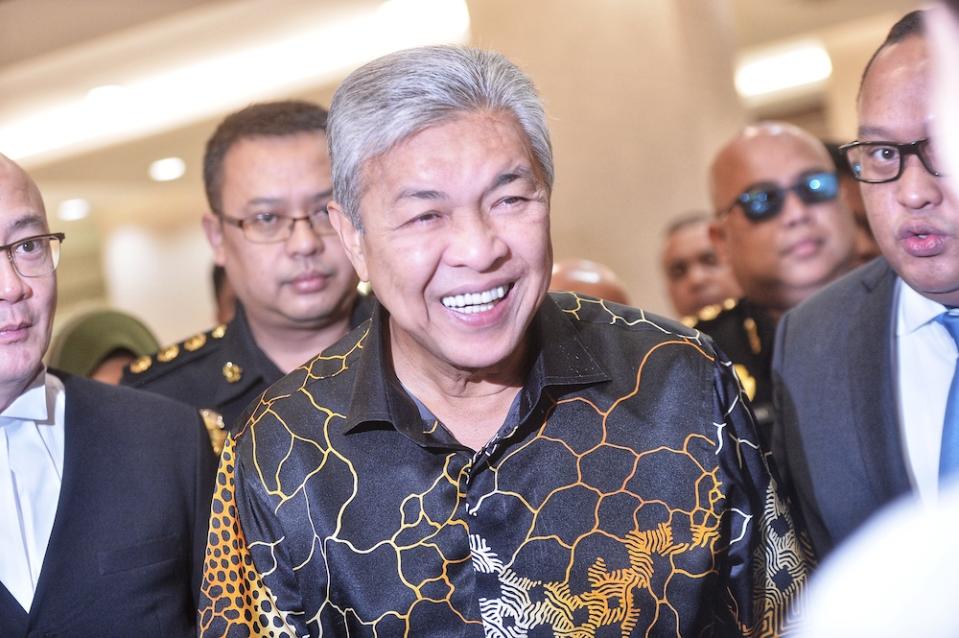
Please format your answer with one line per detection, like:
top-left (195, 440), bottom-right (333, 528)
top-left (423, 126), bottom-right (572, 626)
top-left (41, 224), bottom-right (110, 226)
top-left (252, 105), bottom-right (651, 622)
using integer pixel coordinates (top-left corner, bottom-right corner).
top-left (199, 45), bottom-right (809, 638)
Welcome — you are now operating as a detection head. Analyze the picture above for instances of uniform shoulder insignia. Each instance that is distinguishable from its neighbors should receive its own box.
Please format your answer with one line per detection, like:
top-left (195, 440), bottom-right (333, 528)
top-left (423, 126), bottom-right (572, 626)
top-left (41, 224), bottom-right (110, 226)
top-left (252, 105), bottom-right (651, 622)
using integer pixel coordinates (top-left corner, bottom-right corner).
top-left (124, 324), bottom-right (225, 381)
top-left (696, 303), bottom-right (723, 322)
top-left (199, 408), bottom-right (227, 455)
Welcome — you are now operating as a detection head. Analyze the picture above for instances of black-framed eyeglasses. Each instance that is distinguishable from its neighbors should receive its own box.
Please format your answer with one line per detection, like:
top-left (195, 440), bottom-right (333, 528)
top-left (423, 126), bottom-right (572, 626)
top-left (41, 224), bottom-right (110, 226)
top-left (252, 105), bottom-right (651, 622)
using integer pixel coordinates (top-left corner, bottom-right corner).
top-left (0, 233), bottom-right (65, 278)
top-left (217, 209), bottom-right (336, 244)
top-left (718, 170), bottom-right (839, 222)
top-left (839, 139), bottom-right (943, 184)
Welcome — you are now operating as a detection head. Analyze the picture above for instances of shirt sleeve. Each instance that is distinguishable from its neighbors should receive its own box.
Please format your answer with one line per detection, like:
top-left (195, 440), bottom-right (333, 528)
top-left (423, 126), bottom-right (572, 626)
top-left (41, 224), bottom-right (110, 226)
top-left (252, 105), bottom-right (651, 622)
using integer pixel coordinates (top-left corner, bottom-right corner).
top-left (197, 434), bottom-right (309, 638)
top-left (712, 353), bottom-right (813, 637)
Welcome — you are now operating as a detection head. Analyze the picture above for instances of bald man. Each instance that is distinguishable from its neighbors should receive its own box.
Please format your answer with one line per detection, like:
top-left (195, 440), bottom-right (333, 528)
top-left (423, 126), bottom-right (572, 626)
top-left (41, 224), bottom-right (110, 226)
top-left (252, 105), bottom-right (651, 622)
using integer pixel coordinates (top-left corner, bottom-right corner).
top-left (0, 154), bottom-right (216, 636)
top-left (549, 258), bottom-right (631, 305)
top-left (693, 122), bottom-right (856, 436)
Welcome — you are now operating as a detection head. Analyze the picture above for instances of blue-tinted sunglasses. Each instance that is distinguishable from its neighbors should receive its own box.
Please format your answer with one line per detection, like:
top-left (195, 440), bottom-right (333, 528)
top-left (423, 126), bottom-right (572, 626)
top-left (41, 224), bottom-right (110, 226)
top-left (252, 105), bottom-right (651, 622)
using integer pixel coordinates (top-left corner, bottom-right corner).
top-left (719, 170), bottom-right (839, 222)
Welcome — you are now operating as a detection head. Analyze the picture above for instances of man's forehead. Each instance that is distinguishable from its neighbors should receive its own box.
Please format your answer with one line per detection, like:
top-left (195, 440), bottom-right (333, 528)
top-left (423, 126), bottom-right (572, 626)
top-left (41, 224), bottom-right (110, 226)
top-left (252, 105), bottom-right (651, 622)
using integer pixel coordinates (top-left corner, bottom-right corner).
top-left (0, 163), bottom-right (47, 232)
top-left (859, 37), bottom-right (931, 128)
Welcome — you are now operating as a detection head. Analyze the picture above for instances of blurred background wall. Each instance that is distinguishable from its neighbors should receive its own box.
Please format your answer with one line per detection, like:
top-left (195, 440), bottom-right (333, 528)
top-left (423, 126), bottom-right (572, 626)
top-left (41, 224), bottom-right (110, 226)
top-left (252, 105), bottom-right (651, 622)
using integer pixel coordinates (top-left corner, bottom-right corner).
top-left (0, 0), bottom-right (915, 343)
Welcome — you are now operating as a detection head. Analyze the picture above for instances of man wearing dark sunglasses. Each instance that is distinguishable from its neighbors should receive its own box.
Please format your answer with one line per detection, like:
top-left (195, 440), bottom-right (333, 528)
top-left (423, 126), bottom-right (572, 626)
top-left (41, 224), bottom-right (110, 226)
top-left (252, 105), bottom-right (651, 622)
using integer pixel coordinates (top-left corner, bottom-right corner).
top-left (772, 10), bottom-right (959, 559)
top-left (692, 122), bottom-right (856, 440)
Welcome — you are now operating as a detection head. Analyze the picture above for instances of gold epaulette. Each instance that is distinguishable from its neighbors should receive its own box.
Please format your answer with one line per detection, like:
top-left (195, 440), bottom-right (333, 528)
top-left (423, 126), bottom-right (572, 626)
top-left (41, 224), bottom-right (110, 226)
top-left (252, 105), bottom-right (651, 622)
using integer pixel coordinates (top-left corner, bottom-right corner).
top-left (200, 408), bottom-right (228, 455)
top-left (128, 323), bottom-right (229, 375)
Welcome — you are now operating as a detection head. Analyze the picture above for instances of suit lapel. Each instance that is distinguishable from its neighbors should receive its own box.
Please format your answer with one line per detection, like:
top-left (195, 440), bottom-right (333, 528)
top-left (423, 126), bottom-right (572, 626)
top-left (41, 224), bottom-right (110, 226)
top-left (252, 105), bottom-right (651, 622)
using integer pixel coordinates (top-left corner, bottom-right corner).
top-left (847, 260), bottom-right (912, 503)
top-left (0, 581), bottom-right (28, 633)
top-left (27, 374), bottom-right (90, 618)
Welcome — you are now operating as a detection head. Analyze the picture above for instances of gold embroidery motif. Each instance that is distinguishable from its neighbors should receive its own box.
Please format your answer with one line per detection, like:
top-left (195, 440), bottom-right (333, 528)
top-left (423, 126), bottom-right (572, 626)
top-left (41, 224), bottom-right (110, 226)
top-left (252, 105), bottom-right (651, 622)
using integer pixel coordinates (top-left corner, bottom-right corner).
top-left (185, 333), bottom-right (207, 352)
top-left (211, 324), bottom-right (227, 339)
top-left (130, 355), bottom-right (152, 374)
top-left (744, 317), bottom-right (762, 355)
top-left (733, 363), bottom-right (757, 400)
top-left (222, 362), bottom-right (243, 383)
top-left (199, 409), bottom-right (227, 455)
top-left (157, 344), bottom-right (180, 363)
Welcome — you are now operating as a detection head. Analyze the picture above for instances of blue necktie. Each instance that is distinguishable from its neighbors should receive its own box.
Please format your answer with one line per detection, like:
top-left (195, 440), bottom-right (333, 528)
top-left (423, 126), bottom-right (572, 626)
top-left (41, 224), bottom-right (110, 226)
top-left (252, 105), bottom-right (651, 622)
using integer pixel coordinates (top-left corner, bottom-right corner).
top-left (937, 310), bottom-right (959, 479)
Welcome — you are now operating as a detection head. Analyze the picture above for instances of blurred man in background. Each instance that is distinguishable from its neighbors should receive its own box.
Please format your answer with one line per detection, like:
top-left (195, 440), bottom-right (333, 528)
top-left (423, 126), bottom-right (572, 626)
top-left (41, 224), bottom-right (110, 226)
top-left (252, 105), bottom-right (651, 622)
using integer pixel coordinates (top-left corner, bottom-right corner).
top-left (660, 212), bottom-right (741, 319)
top-left (549, 257), bottom-right (631, 304)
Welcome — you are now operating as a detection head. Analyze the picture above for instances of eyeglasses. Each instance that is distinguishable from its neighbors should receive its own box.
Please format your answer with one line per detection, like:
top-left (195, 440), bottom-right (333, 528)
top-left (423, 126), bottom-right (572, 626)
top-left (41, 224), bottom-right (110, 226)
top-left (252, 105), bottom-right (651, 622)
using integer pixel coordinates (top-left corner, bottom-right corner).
top-left (217, 208), bottom-right (336, 243)
top-left (0, 233), bottom-right (65, 278)
top-left (719, 171), bottom-right (839, 222)
top-left (839, 139), bottom-right (943, 184)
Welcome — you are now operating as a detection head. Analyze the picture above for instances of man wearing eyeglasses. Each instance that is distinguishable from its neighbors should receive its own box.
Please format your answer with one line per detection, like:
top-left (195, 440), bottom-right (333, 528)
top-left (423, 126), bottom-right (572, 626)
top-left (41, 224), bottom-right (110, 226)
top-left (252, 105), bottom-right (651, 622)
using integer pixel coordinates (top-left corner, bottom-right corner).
top-left (771, 10), bottom-right (959, 559)
top-left (122, 101), bottom-right (370, 435)
top-left (0, 154), bottom-right (217, 636)
top-left (694, 122), bottom-right (857, 441)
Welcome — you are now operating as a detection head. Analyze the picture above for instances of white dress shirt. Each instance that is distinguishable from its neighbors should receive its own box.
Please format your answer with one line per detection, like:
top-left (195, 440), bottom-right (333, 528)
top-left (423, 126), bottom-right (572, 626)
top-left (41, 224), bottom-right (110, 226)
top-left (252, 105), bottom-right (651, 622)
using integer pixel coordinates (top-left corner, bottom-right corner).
top-left (896, 281), bottom-right (954, 502)
top-left (0, 369), bottom-right (65, 612)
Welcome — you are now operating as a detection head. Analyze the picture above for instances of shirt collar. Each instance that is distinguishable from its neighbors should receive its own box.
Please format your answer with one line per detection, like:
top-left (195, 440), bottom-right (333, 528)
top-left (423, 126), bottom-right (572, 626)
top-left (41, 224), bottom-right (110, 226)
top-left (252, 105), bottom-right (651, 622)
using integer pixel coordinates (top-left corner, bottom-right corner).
top-left (897, 278), bottom-right (948, 337)
top-left (343, 295), bottom-right (610, 443)
top-left (0, 367), bottom-right (53, 423)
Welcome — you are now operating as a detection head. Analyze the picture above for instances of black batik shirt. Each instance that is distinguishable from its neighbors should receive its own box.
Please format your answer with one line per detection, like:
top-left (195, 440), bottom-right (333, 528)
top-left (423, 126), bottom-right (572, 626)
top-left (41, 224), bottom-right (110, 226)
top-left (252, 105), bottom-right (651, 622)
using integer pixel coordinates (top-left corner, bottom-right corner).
top-left (199, 294), bottom-right (810, 638)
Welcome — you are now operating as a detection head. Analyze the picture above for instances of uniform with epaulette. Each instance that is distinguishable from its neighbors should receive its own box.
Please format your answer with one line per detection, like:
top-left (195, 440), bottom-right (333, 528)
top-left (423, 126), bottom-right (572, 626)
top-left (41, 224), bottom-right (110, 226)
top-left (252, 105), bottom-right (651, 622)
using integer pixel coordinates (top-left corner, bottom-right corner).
top-left (121, 295), bottom-right (375, 447)
top-left (685, 297), bottom-right (777, 440)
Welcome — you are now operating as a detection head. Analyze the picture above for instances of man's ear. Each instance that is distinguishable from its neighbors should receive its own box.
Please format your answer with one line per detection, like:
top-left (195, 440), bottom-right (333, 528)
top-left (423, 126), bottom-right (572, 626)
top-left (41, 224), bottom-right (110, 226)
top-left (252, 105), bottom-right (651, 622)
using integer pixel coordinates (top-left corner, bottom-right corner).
top-left (202, 213), bottom-right (227, 266)
top-left (328, 202), bottom-right (369, 282)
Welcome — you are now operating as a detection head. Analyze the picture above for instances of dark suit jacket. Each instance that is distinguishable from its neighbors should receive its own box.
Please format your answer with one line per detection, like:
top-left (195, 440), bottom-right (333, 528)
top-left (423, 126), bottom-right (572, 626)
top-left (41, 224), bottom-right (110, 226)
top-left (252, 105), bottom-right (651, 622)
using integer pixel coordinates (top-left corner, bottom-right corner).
top-left (772, 257), bottom-right (913, 559)
top-left (0, 373), bottom-right (217, 638)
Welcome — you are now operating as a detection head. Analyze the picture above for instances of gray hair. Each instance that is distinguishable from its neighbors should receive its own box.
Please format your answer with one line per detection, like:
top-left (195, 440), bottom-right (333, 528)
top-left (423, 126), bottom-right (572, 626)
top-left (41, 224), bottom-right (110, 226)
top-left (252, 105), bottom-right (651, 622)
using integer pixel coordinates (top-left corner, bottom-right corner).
top-left (328, 45), bottom-right (554, 228)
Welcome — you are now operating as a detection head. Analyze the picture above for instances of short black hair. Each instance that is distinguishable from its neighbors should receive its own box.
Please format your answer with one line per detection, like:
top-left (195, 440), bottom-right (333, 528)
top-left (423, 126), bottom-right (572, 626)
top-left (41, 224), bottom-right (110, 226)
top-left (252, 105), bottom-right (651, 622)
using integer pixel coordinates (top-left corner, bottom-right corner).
top-left (664, 211), bottom-right (711, 237)
top-left (859, 10), bottom-right (925, 96)
top-left (203, 100), bottom-right (329, 213)
top-left (823, 141), bottom-right (853, 178)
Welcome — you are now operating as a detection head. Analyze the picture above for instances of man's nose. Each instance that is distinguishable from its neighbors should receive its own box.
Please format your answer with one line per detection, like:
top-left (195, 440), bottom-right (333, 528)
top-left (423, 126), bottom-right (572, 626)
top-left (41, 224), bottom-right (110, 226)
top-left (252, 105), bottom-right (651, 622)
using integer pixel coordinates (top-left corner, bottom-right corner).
top-left (445, 212), bottom-right (509, 271)
top-left (896, 154), bottom-right (944, 211)
top-left (0, 253), bottom-right (29, 303)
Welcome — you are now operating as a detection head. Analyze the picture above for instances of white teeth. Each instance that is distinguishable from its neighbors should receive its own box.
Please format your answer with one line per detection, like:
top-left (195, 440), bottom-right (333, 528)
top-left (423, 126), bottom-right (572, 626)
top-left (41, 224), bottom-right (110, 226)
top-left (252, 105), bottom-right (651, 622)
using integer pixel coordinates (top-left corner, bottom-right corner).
top-left (442, 285), bottom-right (508, 310)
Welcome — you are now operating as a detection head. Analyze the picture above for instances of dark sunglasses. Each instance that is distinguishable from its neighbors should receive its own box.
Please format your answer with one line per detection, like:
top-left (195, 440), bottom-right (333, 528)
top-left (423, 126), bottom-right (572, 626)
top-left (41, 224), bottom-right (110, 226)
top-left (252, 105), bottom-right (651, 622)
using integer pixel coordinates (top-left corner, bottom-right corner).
top-left (719, 170), bottom-right (839, 222)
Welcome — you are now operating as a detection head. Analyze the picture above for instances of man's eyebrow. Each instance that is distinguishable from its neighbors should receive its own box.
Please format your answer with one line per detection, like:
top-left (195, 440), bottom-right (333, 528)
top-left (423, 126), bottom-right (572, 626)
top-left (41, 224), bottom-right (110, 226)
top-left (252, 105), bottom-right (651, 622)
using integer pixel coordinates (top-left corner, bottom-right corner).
top-left (857, 125), bottom-right (892, 139)
top-left (6, 214), bottom-right (46, 234)
top-left (489, 166), bottom-right (535, 192)
top-left (394, 189), bottom-right (445, 204)
top-left (307, 189), bottom-right (334, 202)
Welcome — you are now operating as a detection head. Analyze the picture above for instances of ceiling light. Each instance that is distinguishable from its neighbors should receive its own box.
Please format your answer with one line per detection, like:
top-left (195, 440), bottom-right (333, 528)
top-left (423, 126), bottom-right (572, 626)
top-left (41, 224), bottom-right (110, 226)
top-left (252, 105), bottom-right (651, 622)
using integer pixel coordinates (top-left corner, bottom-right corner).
top-left (0, 0), bottom-right (471, 165)
top-left (149, 157), bottom-right (186, 182)
top-left (735, 40), bottom-right (833, 104)
top-left (57, 198), bottom-right (91, 221)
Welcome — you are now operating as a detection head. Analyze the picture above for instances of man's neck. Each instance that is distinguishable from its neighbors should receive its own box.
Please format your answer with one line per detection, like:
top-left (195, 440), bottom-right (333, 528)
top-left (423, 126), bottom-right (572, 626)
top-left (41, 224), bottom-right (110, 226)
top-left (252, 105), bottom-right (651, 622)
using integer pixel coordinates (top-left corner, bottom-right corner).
top-left (0, 368), bottom-right (42, 414)
top-left (246, 313), bottom-right (353, 374)
top-left (389, 328), bottom-right (527, 451)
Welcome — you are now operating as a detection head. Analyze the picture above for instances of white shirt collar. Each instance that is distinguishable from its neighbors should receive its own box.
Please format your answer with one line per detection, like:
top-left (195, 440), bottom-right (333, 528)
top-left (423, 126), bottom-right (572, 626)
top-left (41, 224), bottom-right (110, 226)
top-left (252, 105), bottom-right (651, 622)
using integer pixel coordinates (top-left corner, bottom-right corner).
top-left (0, 368), bottom-right (53, 424)
top-left (897, 280), bottom-right (948, 338)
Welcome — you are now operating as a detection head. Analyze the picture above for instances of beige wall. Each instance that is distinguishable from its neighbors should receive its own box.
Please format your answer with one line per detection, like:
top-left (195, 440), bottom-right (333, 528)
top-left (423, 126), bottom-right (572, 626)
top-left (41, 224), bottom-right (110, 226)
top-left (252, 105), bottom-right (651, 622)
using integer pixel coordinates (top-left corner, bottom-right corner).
top-left (467, 0), bottom-right (745, 314)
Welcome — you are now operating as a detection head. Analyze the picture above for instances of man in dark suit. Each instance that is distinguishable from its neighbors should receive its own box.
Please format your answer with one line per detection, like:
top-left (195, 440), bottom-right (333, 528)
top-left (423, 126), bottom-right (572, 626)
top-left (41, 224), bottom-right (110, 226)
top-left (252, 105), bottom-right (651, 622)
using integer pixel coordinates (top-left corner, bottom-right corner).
top-left (773, 10), bottom-right (959, 558)
top-left (0, 154), bottom-right (217, 637)
top-left (121, 101), bottom-right (371, 437)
